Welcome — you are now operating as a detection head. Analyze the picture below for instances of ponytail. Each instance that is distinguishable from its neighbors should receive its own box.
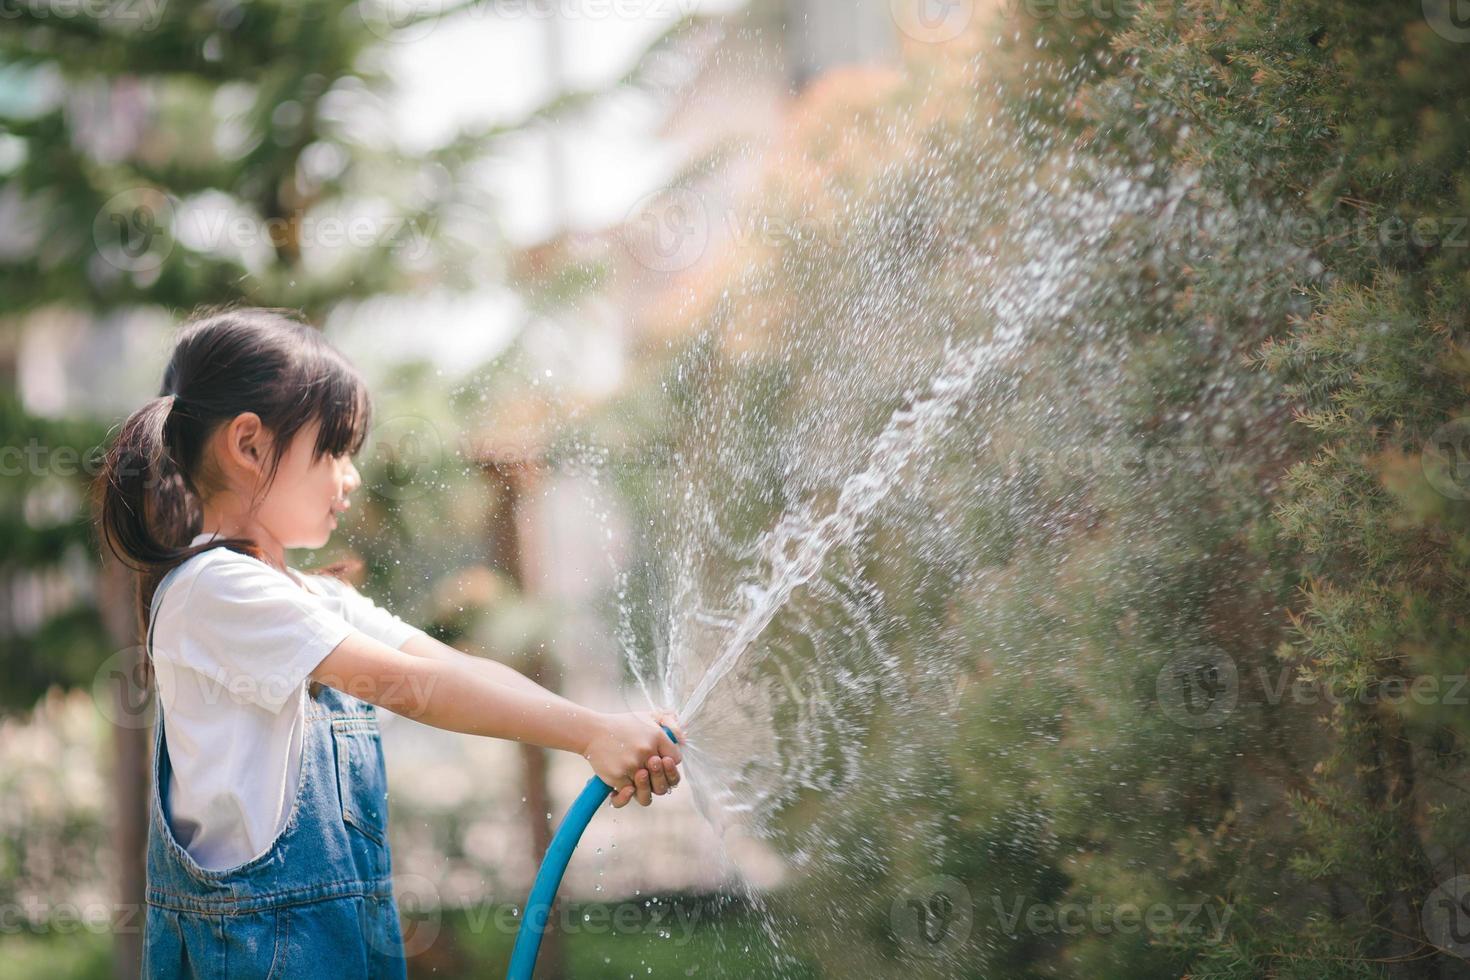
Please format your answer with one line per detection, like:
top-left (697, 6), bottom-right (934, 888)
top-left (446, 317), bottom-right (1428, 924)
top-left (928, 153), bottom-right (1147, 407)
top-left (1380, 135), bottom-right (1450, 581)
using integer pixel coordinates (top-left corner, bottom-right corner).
top-left (92, 392), bottom-right (258, 638)
top-left (96, 394), bottom-right (190, 568)
top-left (96, 394), bottom-right (185, 635)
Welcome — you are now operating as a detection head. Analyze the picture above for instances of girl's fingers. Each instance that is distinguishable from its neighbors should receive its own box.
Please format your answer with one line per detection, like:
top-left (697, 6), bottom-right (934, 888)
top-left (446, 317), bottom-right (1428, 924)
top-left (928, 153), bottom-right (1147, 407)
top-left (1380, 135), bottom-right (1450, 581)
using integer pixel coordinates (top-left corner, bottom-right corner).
top-left (609, 756), bottom-right (682, 810)
top-left (648, 756), bottom-right (669, 795)
top-left (633, 768), bottom-right (653, 807)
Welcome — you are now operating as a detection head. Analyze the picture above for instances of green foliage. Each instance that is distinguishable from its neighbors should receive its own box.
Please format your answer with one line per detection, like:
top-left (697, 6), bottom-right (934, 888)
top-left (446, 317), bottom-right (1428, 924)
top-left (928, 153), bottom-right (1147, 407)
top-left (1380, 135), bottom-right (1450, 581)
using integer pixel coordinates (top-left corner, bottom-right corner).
top-left (605, 1), bottom-right (1470, 977)
top-left (1030, 0), bottom-right (1470, 971)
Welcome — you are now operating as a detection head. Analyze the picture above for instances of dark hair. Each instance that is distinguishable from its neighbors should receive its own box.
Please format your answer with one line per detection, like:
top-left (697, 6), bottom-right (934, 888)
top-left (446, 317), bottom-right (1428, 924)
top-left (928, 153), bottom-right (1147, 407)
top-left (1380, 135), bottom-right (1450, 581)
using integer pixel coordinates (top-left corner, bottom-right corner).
top-left (92, 305), bottom-right (372, 636)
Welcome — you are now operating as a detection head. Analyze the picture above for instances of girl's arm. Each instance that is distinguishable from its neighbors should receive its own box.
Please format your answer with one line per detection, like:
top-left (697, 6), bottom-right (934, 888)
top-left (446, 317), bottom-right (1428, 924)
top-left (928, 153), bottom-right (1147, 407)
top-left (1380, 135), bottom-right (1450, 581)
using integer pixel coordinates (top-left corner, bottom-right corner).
top-left (396, 632), bottom-right (687, 780)
top-left (398, 632), bottom-right (582, 708)
top-left (311, 631), bottom-right (682, 807)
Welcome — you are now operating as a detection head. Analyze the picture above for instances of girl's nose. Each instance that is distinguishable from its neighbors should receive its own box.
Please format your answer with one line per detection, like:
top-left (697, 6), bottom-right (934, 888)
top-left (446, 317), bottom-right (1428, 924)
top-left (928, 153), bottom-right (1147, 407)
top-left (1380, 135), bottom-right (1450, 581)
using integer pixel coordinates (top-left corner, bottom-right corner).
top-left (344, 460), bottom-right (361, 495)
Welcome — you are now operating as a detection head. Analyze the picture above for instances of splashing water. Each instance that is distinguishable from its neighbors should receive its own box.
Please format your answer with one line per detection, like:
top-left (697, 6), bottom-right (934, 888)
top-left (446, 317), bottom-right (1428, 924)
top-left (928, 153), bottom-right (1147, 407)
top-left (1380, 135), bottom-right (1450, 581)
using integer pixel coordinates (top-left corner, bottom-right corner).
top-left (677, 333), bottom-right (1014, 726)
top-left (618, 150), bottom-right (1188, 826)
top-left (577, 40), bottom-right (1318, 977)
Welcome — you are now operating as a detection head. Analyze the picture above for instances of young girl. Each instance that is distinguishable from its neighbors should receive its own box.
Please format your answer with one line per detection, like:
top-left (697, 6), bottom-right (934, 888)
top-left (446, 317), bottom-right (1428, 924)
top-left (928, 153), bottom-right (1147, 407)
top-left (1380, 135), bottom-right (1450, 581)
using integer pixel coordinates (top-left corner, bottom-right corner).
top-left (94, 307), bottom-right (682, 978)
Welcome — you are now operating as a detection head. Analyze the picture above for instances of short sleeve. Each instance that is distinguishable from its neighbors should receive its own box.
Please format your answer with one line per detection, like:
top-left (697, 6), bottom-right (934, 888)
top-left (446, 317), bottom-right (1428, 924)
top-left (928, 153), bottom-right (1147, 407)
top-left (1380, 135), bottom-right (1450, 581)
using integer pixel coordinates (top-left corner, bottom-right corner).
top-left (305, 574), bottom-right (426, 650)
top-left (165, 555), bottom-right (357, 713)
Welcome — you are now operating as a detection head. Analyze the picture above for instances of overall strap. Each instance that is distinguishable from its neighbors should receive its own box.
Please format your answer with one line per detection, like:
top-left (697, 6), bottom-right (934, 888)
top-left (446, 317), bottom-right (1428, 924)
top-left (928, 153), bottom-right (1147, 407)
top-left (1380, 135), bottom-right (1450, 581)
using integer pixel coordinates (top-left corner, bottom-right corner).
top-left (147, 565), bottom-right (185, 648)
top-left (146, 563), bottom-right (194, 798)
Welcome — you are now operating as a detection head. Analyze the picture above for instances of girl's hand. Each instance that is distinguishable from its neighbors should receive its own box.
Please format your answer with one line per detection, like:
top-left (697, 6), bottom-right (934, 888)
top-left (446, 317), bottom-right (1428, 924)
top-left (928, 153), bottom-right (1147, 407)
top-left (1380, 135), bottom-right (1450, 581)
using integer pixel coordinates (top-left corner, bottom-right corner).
top-left (634, 709), bottom-right (685, 807)
top-left (584, 711), bottom-right (683, 808)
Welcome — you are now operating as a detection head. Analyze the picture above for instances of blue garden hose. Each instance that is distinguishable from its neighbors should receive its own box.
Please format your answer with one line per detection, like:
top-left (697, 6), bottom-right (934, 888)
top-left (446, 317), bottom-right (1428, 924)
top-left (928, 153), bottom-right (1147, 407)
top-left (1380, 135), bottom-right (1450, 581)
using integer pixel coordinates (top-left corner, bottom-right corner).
top-left (506, 725), bottom-right (680, 980)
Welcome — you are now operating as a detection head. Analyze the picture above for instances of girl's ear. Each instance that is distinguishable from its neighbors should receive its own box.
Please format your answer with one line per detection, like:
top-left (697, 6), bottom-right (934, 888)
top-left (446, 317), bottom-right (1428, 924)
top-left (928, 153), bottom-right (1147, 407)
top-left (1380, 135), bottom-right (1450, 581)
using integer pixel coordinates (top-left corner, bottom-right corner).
top-left (222, 412), bottom-right (267, 472)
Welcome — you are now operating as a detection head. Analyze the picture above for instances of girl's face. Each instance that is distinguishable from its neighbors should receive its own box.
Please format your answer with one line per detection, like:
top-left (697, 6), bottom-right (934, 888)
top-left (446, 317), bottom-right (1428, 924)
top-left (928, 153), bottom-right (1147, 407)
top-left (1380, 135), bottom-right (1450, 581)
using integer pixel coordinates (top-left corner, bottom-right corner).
top-left (257, 418), bottom-right (361, 550)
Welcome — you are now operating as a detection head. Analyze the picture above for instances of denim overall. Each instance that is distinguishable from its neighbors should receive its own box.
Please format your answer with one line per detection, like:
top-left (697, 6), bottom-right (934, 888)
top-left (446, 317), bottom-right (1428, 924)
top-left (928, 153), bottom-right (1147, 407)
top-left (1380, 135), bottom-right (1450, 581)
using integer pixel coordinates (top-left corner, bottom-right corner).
top-left (140, 576), bottom-right (407, 979)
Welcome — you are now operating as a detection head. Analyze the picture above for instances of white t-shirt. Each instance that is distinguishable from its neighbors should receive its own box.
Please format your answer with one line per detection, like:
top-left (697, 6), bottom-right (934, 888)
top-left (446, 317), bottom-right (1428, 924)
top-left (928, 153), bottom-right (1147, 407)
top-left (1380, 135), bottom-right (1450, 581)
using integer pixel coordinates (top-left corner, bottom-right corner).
top-left (147, 532), bottom-right (426, 871)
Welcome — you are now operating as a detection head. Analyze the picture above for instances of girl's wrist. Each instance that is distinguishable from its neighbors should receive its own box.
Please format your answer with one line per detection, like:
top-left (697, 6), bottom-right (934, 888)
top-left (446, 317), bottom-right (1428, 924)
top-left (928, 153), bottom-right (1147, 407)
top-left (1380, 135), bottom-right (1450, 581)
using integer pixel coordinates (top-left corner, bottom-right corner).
top-left (575, 710), bottom-right (611, 759)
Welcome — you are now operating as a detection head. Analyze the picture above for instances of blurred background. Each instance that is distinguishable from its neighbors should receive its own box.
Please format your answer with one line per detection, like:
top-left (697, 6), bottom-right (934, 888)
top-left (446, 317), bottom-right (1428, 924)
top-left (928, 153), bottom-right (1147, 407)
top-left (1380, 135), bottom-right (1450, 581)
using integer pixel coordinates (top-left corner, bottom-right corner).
top-left (4, 0), bottom-right (1470, 978)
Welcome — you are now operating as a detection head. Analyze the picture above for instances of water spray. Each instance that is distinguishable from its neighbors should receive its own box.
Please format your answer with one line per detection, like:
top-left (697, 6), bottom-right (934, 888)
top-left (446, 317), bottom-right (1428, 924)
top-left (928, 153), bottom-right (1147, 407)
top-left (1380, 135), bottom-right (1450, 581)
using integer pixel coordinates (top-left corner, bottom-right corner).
top-left (506, 724), bottom-right (681, 980)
